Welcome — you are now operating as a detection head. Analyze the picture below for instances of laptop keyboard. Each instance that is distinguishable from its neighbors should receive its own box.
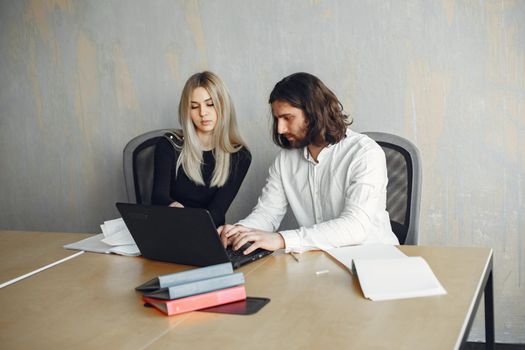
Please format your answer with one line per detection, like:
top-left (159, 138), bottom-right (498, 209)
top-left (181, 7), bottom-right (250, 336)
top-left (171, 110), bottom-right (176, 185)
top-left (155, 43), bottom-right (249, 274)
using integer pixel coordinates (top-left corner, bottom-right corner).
top-left (226, 243), bottom-right (252, 261)
top-left (226, 247), bottom-right (245, 260)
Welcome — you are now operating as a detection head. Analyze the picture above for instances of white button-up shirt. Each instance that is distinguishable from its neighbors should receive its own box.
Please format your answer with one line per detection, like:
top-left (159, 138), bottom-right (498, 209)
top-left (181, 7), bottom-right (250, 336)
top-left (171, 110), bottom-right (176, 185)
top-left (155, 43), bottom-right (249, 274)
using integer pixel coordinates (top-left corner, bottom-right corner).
top-left (237, 129), bottom-right (399, 253)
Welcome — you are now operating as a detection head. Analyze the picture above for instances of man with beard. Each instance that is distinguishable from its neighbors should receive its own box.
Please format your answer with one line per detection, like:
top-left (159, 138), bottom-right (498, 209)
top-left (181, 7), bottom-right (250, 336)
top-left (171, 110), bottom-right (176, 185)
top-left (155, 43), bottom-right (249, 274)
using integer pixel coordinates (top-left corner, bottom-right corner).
top-left (218, 72), bottom-right (399, 255)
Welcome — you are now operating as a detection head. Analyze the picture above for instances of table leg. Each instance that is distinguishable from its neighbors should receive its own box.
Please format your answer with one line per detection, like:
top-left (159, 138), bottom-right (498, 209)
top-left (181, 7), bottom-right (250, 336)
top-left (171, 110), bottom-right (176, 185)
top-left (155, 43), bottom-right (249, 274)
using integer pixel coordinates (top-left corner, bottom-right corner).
top-left (484, 270), bottom-right (494, 350)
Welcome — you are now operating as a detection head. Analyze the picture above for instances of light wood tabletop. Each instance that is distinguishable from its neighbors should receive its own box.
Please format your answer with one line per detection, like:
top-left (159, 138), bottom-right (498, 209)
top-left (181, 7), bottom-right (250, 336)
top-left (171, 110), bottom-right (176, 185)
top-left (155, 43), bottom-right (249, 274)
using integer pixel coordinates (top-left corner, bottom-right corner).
top-left (149, 245), bottom-right (493, 350)
top-left (0, 230), bottom-right (91, 284)
top-left (0, 231), bottom-right (493, 350)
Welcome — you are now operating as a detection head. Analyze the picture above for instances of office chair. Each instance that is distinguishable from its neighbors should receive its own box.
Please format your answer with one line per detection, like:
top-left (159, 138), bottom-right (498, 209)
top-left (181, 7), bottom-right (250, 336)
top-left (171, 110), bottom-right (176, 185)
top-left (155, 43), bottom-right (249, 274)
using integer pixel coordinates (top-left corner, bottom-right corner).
top-left (363, 132), bottom-right (422, 245)
top-left (123, 129), bottom-right (178, 204)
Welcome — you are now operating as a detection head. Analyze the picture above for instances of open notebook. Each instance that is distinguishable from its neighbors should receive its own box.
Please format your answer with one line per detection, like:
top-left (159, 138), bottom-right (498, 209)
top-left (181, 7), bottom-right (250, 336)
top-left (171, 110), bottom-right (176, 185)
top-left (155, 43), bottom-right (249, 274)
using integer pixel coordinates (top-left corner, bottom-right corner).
top-left (326, 244), bottom-right (446, 301)
top-left (326, 244), bottom-right (407, 273)
top-left (352, 256), bottom-right (447, 301)
top-left (64, 218), bottom-right (140, 256)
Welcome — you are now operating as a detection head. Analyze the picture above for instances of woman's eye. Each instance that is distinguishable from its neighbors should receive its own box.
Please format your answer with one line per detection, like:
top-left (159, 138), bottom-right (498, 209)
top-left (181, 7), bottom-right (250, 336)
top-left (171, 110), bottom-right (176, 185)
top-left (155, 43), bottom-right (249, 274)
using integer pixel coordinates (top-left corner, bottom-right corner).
top-left (206, 103), bottom-right (214, 107)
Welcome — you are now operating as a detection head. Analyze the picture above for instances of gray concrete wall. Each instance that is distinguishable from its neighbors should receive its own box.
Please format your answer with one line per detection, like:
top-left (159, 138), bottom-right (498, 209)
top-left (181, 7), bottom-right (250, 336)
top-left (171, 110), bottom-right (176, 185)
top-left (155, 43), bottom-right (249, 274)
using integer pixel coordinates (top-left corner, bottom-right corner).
top-left (1, 0), bottom-right (523, 343)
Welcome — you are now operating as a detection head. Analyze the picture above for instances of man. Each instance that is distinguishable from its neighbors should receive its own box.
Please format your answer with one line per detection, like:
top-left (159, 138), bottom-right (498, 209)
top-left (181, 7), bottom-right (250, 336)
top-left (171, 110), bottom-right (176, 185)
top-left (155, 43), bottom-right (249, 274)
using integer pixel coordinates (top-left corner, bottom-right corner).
top-left (218, 72), bottom-right (398, 254)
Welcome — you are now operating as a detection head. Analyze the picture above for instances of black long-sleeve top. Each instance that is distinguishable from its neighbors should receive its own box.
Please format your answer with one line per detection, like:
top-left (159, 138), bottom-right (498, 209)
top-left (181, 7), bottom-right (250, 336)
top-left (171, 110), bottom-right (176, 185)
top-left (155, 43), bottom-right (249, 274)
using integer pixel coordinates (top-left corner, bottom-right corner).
top-left (151, 137), bottom-right (251, 227)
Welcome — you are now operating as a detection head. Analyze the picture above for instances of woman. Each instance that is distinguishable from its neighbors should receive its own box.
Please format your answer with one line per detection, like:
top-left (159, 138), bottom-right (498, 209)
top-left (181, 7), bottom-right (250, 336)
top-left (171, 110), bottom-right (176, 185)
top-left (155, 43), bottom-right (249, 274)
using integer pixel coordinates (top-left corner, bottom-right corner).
top-left (151, 71), bottom-right (251, 227)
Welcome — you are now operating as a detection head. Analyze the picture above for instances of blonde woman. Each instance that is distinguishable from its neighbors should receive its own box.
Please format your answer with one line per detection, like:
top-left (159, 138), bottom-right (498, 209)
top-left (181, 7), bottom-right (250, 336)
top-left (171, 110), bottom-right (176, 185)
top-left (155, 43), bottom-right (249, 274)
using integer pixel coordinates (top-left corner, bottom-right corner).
top-left (151, 71), bottom-right (251, 226)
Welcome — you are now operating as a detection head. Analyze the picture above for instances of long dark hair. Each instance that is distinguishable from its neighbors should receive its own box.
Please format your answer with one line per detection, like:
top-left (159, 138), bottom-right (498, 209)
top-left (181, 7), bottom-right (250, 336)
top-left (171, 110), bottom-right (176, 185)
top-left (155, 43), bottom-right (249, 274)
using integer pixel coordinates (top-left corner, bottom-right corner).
top-left (269, 72), bottom-right (352, 148)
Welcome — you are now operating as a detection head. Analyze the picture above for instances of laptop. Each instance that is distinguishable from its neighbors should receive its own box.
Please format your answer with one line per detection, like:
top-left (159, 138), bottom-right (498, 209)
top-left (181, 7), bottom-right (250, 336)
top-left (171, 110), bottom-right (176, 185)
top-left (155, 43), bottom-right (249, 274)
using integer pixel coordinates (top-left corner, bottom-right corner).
top-left (116, 202), bottom-right (272, 269)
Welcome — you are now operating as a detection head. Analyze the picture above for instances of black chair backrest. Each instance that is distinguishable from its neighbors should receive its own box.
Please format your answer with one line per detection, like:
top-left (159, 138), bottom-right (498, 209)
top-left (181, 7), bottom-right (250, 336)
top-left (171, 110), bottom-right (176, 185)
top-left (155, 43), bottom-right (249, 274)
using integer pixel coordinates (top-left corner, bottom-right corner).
top-left (364, 132), bottom-right (422, 245)
top-left (123, 129), bottom-right (172, 204)
top-left (133, 136), bottom-right (164, 204)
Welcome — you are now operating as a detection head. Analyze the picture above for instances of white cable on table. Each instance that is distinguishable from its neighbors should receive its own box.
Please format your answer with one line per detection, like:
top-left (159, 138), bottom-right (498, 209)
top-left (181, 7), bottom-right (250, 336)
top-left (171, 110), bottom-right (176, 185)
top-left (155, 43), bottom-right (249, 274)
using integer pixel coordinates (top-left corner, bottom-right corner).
top-left (0, 251), bottom-right (84, 289)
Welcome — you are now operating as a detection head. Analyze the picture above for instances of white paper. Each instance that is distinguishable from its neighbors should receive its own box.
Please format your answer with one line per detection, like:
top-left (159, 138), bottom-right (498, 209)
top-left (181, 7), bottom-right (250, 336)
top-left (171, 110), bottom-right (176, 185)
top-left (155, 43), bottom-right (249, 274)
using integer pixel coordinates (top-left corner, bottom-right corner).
top-left (353, 256), bottom-right (447, 301)
top-left (101, 228), bottom-right (135, 246)
top-left (326, 244), bottom-right (407, 274)
top-left (64, 234), bottom-right (114, 254)
top-left (64, 232), bottom-right (140, 257)
top-left (107, 244), bottom-right (140, 256)
top-left (101, 218), bottom-right (128, 238)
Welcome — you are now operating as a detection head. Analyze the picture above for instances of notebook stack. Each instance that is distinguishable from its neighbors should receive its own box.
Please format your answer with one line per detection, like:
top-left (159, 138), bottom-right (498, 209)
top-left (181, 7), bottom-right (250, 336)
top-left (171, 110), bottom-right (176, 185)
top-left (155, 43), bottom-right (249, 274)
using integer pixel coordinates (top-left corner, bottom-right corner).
top-left (136, 262), bottom-right (246, 316)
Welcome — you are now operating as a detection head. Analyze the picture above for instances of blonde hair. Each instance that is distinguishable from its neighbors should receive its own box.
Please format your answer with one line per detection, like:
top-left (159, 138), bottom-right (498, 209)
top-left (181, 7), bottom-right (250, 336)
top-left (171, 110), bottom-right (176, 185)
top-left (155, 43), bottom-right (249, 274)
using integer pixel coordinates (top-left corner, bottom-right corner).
top-left (177, 71), bottom-right (246, 187)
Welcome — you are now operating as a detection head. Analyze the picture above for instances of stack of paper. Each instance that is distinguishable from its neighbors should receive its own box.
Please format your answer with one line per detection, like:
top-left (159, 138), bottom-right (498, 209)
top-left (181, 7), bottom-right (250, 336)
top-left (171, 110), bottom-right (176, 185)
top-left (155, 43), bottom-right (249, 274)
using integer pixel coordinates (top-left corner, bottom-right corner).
top-left (64, 218), bottom-right (140, 256)
top-left (326, 244), bottom-right (446, 301)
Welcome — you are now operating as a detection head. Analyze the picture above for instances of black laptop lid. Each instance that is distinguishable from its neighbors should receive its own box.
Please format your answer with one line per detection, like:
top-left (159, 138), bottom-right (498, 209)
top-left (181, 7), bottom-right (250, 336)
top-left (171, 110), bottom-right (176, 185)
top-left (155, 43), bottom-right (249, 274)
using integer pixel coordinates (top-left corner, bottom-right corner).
top-left (116, 203), bottom-right (231, 267)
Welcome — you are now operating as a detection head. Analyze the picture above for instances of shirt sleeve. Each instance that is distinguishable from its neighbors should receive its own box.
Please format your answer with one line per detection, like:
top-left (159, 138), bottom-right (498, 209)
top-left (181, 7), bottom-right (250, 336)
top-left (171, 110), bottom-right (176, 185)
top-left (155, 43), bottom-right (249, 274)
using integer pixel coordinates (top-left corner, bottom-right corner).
top-left (151, 138), bottom-right (177, 205)
top-left (206, 147), bottom-right (252, 226)
top-left (280, 146), bottom-right (390, 253)
top-left (237, 153), bottom-right (289, 232)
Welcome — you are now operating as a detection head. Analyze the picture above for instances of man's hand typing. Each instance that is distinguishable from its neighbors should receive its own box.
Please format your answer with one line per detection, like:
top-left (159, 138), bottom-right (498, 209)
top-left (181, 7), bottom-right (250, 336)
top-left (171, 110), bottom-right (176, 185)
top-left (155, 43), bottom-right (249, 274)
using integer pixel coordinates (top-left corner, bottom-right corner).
top-left (217, 224), bottom-right (285, 254)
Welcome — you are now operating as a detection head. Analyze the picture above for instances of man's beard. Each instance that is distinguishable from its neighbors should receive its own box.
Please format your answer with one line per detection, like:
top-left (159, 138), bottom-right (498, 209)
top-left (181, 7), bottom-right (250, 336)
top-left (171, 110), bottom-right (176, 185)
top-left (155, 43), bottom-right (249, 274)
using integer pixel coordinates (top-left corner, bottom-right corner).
top-left (282, 129), bottom-right (309, 149)
top-left (286, 136), bottom-right (309, 149)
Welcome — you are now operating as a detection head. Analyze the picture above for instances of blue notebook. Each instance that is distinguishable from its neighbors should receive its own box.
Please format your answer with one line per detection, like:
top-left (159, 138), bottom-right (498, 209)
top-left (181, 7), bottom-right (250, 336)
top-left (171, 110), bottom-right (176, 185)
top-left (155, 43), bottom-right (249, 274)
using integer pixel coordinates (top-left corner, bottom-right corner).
top-left (144, 272), bottom-right (245, 300)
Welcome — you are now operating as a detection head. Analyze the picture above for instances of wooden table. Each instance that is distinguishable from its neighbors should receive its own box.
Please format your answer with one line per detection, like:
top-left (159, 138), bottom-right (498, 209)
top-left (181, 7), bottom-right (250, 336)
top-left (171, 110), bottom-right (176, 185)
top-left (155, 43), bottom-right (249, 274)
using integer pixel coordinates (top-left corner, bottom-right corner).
top-left (0, 231), bottom-right (493, 350)
top-left (0, 231), bottom-right (91, 284)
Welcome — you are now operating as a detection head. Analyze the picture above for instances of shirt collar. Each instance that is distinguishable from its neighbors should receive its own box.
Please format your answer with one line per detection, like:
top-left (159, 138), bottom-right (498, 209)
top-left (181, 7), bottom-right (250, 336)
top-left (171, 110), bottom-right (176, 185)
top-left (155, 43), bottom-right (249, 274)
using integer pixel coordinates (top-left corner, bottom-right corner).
top-left (302, 143), bottom-right (335, 164)
top-left (302, 147), bottom-right (315, 164)
top-left (301, 127), bottom-right (352, 163)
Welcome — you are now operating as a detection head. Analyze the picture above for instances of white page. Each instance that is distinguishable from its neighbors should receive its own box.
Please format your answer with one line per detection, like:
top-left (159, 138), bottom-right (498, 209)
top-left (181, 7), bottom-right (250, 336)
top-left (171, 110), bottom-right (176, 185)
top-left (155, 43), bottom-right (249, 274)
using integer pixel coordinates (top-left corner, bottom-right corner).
top-left (101, 218), bottom-right (128, 238)
top-left (108, 244), bottom-right (140, 256)
top-left (64, 233), bottom-right (140, 257)
top-left (64, 234), bottom-right (112, 254)
top-left (326, 244), bottom-right (407, 274)
top-left (101, 228), bottom-right (135, 246)
top-left (353, 256), bottom-right (447, 301)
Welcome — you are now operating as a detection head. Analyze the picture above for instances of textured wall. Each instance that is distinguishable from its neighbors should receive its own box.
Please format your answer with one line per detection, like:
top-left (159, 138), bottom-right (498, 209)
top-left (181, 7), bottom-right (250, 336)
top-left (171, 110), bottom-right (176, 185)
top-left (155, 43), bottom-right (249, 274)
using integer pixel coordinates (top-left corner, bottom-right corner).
top-left (0, 0), bottom-right (523, 343)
